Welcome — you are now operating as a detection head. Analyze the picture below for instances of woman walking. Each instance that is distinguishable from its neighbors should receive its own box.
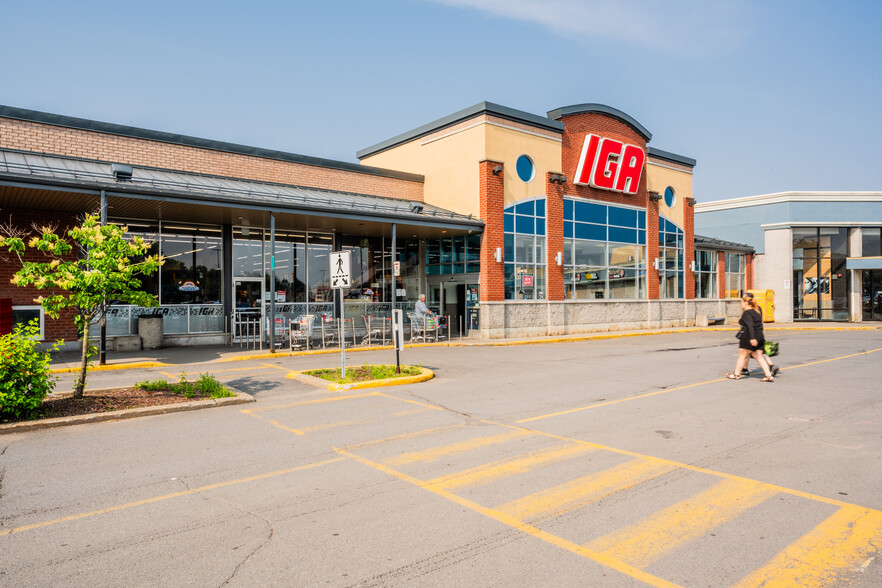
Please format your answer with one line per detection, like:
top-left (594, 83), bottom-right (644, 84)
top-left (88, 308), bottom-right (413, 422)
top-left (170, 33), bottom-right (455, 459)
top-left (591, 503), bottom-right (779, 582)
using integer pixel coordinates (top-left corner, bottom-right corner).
top-left (727, 295), bottom-right (774, 382)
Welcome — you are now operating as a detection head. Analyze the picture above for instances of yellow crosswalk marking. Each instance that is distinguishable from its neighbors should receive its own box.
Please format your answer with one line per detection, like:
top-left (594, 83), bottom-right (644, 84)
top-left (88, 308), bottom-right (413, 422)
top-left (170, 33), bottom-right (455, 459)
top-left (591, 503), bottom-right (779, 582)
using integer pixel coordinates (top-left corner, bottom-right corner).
top-left (496, 458), bottom-right (673, 522)
top-left (426, 443), bottom-right (595, 490)
top-left (732, 505), bottom-right (882, 587)
top-left (384, 429), bottom-right (530, 466)
top-left (584, 478), bottom-right (778, 568)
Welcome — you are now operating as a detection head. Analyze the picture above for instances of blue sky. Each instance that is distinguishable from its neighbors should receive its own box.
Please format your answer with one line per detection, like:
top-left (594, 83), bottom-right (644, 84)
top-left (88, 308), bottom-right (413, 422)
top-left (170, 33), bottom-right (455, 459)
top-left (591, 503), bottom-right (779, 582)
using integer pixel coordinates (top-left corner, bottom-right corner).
top-left (2, 0), bottom-right (880, 201)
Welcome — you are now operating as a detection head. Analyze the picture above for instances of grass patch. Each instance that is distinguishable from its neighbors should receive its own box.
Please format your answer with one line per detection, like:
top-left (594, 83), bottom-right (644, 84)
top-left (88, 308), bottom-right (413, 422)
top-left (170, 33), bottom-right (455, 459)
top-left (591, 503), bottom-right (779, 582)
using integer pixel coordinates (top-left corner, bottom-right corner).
top-left (134, 373), bottom-right (234, 399)
top-left (304, 364), bottom-right (422, 384)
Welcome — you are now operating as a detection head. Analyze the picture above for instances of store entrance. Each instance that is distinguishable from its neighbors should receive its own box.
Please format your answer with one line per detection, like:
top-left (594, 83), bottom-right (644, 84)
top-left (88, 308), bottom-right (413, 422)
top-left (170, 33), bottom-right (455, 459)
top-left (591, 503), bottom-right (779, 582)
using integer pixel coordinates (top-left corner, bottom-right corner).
top-left (862, 270), bottom-right (882, 321)
top-left (428, 277), bottom-right (480, 337)
top-left (234, 279), bottom-right (264, 341)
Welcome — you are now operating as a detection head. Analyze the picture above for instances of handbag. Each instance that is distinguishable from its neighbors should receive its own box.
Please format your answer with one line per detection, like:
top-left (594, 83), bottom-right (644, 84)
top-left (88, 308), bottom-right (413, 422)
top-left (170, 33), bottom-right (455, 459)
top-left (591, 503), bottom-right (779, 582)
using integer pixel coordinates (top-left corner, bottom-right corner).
top-left (764, 340), bottom-right (779, 357)
top-left (735, 328), bottom-right (744, 340)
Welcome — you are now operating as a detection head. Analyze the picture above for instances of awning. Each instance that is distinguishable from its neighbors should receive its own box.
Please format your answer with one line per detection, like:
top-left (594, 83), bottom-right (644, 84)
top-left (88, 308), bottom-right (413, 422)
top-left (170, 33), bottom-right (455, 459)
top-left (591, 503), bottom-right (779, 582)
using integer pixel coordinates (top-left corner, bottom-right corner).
top-left (846, 257), bottom-right (882, 270)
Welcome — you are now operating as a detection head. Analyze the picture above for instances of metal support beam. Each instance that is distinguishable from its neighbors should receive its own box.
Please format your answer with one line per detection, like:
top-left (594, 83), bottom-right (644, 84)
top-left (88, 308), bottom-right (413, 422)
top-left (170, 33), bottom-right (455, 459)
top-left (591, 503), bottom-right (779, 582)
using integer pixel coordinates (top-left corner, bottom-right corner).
top-left (391, 223), bottom-right (397, 311)
top-left (270, 213), bottom-right (276, 351)
top-left (99, 190), bottom-right (107, 366)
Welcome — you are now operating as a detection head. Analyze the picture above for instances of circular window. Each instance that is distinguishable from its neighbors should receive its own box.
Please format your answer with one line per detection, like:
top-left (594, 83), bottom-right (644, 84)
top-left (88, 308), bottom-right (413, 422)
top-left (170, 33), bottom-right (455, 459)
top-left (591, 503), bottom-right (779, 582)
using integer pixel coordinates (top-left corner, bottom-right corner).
top-left (516, 155), bottom-right (535, 183)
top-left (664, 186), bottom-right (676, 208)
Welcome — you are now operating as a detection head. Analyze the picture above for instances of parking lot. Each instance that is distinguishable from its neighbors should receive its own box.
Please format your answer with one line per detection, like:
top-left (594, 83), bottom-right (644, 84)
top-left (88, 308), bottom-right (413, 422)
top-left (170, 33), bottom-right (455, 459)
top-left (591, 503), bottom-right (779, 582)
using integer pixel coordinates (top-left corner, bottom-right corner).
top-left (3, 329), bottom-right (882, 586)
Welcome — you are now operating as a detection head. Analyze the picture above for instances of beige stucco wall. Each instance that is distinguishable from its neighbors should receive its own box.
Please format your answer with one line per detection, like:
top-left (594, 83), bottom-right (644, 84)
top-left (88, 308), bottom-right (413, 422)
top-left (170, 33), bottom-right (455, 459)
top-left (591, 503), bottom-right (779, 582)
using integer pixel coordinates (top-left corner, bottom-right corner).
top-left (646, 161), bottom-right (692, 229)
top-left (361, 118), bottom-right (562, 218)
top-left (756, 227), bottom-right (793, 322)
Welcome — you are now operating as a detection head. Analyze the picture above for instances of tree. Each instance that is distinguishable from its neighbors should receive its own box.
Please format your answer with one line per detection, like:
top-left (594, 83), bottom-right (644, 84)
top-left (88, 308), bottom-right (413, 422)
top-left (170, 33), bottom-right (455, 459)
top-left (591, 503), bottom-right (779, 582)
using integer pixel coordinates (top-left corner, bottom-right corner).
top-left (0, 214), bottom-right (162, 397)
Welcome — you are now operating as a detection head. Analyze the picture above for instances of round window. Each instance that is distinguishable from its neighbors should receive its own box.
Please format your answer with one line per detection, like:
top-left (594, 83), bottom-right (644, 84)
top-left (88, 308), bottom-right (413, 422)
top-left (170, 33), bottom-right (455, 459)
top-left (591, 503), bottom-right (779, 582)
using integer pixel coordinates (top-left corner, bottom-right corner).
top-left (516, 155), bottom-right (535, 183)
top-left (664, 186), bottom-right (676, 208)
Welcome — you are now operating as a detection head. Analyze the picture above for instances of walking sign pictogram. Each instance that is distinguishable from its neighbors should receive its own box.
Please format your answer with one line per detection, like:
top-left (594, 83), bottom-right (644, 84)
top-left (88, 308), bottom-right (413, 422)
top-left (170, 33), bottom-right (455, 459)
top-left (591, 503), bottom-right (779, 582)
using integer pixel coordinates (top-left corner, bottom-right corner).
top-left (330, 251), bottom-right (351, 289)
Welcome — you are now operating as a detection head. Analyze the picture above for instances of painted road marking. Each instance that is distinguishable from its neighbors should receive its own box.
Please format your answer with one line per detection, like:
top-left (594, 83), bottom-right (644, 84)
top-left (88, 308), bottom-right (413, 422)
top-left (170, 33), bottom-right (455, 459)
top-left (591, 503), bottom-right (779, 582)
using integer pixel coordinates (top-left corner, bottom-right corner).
top-left (426, 442), bottom-right (595, 491)
top-left (516, 346), bottom-right (882, 424)
top-left (246, 391), bottom-right (380, 413)
top-left (0, 457), bottom-right (344, 537)
top-left (583, 477), bottom-right (779, 568)
top-left (301, 419), bottom-right (370, 433)
top-left (732, 505), bottom-right (882, 588)
top-left (383, 429), bottom-right (531, 467)
top-left (495, 457), bottom-right (674, 522)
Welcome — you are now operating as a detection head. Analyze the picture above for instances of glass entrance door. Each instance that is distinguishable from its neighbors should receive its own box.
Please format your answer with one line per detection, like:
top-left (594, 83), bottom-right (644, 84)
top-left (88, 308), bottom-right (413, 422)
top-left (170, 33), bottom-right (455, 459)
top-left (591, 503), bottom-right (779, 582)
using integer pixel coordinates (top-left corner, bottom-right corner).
top-left (234, 279), bottom-right (263, 341)
top-left (863, 270), bottom-right (882, 321)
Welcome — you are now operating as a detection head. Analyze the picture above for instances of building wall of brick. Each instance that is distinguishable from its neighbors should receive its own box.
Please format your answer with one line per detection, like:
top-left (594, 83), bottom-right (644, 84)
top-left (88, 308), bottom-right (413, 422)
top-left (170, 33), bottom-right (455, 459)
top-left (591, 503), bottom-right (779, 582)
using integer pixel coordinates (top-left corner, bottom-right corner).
top-left (0, 117), bottom-right (424, 201)
top-left (684, 199), bottom-right (696, 299)
top-left (479, 160), bottom-right (505, 302)
top-left (545, 172), bottom-right (565, 301)
top-left (0, 208), bottom-right (81, 341)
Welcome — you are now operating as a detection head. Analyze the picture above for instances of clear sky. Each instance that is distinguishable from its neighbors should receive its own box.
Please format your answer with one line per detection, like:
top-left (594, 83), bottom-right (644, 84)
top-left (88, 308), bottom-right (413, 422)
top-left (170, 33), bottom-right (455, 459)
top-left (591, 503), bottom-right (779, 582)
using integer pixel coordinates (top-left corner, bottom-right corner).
top-left (2, 0), bottom-right (880, 201)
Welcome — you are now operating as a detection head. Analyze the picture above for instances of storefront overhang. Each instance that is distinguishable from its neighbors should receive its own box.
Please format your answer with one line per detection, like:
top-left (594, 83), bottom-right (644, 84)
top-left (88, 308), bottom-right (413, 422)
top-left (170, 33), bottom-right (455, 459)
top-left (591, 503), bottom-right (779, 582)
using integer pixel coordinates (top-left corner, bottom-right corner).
top-left (846, 257), bottom-right (882, 270)
top-left (0, 149), bottom-right (483, 238)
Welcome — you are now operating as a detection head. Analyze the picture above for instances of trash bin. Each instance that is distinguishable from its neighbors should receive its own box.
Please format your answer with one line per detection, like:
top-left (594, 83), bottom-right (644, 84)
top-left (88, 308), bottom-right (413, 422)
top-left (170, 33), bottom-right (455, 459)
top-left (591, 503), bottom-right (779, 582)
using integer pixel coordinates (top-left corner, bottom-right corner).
top-left (138, 314), bottom-right (164, 349)
top-left (748, 289), bottom-right (775, 322)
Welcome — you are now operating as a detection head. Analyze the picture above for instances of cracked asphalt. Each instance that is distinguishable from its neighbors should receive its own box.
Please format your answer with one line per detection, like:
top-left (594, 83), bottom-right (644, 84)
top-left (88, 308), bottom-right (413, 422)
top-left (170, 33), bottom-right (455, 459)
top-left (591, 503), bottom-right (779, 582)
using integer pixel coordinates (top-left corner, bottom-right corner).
top-left (2, 329), bottom-right (881, 587)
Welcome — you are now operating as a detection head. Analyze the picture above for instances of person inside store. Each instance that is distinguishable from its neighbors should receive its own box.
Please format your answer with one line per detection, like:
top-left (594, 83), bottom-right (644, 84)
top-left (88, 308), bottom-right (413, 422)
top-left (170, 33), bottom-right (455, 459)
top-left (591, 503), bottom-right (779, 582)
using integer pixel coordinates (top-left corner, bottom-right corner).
top-left (727, 295), bottom-right (774, 382)
top-left (741, 292), bottom-right (779, 377)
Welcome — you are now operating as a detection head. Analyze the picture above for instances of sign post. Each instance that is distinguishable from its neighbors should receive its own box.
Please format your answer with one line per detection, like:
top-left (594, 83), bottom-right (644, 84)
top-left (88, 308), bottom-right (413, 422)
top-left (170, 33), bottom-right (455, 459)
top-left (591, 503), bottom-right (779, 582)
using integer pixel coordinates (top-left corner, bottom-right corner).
top-left (391, 309), bottom-right (404, 373)
top-left (330, 251), bottom-right (351, 378)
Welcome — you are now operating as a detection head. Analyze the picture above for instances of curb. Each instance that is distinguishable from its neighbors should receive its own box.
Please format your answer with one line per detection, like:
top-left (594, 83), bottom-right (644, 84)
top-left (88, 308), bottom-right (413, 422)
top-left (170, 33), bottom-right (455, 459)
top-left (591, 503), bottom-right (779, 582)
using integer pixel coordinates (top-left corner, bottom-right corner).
top-left (286, 366), bottom-right (434, 391)
top-left (50, 361), bottom-right (169, 375)
top-left (0, 387), bottom-right (254, 435)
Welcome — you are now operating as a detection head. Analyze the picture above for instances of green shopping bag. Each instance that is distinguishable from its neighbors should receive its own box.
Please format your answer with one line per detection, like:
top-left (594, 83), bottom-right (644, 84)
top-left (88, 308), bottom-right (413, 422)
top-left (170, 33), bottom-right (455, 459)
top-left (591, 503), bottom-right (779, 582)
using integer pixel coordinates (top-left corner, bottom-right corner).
top-left (764, 340), bottom-right (779, 357)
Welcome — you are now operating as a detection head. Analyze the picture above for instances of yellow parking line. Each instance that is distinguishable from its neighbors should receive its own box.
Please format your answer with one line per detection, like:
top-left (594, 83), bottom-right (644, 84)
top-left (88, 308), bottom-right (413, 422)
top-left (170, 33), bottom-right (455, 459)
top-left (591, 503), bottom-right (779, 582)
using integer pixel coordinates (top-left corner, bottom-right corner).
top-left (335, 447), bottom-right (681, 588)
top-left (732, 505), bottom-right (882, 587)
top-left (495, 458), bottom-right (674, 522)
top-left (427, 443), bottom-right (595, 491)
top-left (246, 391), bottom-right (380, 413)
top-left (517, 346), bottom-right (882, 424)
top-left (384, 429), bottom-right (530, 467)
top-left (584, 478), bottom-right (778, 568)
top-left (301, 420), bottom-right (369, 433)
top-left (342, 423), bottom-right (466, 451)
top-left (0, 457), bottom-right (344, 537)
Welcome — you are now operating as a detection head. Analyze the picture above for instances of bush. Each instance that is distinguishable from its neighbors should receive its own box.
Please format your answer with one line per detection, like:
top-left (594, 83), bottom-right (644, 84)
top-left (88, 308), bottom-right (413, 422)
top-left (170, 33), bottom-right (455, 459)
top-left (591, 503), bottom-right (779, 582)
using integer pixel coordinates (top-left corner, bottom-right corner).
top-left (0, 320), bottom-right (58, 420)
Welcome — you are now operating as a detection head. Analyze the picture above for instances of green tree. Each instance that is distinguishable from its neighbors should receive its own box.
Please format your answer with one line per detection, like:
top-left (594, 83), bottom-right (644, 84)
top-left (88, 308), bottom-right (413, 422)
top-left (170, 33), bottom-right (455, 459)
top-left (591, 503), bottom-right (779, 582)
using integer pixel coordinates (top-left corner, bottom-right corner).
top-left (0, 214), bottom-right (162, 398)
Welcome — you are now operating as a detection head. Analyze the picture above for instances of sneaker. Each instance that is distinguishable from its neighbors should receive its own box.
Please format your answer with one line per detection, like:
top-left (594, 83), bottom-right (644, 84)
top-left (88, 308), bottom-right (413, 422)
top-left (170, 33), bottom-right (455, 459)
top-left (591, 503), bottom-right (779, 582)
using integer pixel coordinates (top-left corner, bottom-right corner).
top-left (771, 365), bottom-right (779, 377)
top-left (741, 368), bottom-right (750, 376)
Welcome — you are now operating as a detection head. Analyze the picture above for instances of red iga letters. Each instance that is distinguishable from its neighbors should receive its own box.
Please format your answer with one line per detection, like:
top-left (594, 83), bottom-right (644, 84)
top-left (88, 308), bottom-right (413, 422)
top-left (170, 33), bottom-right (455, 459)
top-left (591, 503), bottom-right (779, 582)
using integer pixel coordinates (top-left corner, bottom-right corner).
top-left (573, 134), bottom-right (645, 195)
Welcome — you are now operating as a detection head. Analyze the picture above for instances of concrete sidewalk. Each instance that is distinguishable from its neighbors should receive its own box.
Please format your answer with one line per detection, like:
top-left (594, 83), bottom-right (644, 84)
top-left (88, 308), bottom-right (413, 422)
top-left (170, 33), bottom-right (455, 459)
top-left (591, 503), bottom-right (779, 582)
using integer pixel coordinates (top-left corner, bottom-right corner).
top-left (49, 322), bottom-right (880, 374)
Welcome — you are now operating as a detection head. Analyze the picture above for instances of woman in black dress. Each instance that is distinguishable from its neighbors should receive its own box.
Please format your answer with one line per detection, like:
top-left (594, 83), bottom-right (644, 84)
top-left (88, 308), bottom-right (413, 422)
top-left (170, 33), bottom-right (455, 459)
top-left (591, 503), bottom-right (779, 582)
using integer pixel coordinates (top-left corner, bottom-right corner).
top-left (726, 295), bottom-right (774, 382)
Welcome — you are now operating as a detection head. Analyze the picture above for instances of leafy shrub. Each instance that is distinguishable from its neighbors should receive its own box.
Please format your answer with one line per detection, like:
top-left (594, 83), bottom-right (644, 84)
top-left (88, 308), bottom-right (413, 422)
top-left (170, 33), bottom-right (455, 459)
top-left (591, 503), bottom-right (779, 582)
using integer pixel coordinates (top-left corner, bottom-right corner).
top-left (196, 373), bottom-right (233, 398)
top-left (135, 379), bottom-right (171, 391)
top-left (134, 372), bottom-right (232, 399)
top-left (0, 321), bottom-right (58, 420)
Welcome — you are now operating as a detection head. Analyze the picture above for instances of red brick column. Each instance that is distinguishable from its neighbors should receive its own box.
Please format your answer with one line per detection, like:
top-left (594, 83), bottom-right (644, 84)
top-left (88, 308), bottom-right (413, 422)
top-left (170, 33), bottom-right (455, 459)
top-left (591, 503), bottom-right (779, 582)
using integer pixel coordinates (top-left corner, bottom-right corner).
top-left (646, 201), bottom-right (660, 299)
top-left (546, 173), bottom-right (565, 301)
top-left (684, 199), bottom-right (696, 299)
top-left (479, 160), bottom-right (505, 302)
top-left (718, 251), bottom-right (727, 298)
top-left (746, 253), bottom-right (755, 292)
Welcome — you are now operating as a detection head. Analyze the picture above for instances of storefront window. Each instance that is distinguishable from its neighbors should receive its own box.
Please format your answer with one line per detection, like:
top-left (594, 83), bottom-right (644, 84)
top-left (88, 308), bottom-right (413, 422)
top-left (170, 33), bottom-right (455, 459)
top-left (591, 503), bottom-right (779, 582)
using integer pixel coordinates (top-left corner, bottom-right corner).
top-left (694, 250), bottom-right (717, 298)
top-left (120, 220), bottom-right (160, 297)
top-left (425, 235), bottom-right (480, 276)
top-left (269, 231), bottom-right (307, 303)
top-left (861, 228), bottom-right (881, 257)
top-left (160, 225), bottom-right (222, 304)
top-left (724, 253), bottom-right (745, 299)
top-left (563, 199), bottom-right (646, 299)
top-left (504, 197), bottom-right (546, 299)
top-left (233, 228), bottom-right (264, 278)
top-left (658, 216), bottom-right (684, 298)
top-left (793, 228), bottom-right (849, 320)
top-left (308, 233), bottom-right (333, 302)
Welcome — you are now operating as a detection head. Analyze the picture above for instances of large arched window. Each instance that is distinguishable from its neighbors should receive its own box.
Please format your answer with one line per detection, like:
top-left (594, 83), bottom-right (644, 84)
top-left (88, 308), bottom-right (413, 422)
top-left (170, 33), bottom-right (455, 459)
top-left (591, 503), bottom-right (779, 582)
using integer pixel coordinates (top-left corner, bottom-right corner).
top-left (504, 197), bottom-right (546, 299)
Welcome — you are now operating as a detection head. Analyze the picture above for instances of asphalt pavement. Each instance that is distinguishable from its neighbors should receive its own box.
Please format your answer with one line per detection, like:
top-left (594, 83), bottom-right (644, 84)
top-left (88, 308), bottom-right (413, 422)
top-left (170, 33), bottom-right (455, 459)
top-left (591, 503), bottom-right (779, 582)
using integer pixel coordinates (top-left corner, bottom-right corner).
top-left (3, 327), bottom-right (881, 587)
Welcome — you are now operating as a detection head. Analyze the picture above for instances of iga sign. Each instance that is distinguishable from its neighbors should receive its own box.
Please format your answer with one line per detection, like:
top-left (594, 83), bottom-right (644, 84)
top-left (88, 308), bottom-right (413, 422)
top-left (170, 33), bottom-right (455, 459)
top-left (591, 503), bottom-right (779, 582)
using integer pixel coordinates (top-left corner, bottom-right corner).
top-left (573, 134), bottom-right (645, 195)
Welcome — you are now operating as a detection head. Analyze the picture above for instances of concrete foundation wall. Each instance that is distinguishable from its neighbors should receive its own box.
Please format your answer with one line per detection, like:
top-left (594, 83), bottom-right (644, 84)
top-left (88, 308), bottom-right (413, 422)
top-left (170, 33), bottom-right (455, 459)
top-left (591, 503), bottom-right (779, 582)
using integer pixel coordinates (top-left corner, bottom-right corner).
top-left (480, 299), bottom-right (743, 339)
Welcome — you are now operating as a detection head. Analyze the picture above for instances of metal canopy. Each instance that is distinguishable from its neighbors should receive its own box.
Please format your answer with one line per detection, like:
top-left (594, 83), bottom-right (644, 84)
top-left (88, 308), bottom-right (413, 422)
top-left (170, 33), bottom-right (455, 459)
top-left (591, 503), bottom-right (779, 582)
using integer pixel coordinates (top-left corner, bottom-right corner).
top-left (0, 149), bottom-right (483, 235)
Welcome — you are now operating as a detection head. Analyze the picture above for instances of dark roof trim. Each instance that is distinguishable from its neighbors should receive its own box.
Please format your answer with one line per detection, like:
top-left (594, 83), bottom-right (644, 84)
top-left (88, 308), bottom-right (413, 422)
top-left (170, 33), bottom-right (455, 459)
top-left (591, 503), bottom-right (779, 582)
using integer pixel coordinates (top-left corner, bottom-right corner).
top-left (694, 234), bottom-right (755, 253)
top-left (647, 147), bottom-right (696, 168)
top-left (546, 103), bottom-right (652, 142)
top-left (357, 101), bottom-right (565, 160)
top-left (0, 104), bottom-right (424, 183)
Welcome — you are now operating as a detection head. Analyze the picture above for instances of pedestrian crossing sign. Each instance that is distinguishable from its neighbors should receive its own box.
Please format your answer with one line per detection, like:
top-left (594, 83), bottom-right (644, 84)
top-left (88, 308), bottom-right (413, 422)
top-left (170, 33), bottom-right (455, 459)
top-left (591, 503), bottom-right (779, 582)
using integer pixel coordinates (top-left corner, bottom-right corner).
top-left (330, 251), bottom-right (351, 289)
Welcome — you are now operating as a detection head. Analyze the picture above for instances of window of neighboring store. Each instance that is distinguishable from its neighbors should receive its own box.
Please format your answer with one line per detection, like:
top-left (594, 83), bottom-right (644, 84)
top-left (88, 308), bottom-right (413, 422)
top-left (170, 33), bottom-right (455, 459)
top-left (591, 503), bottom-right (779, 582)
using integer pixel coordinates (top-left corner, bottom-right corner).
top-left (792, 227), bottom-right (848, 320)
top-left (12, 305), bottom-right (44, 339)
top-left (694, 250), bottom-right (717, 298)
top-left (341, 235), bottom-right (384, 300)
top-left (724, 253), bottom-right (745, 298)
top-left (425, 235), bottom-right (480, 276)
top-left (307, 233), bottom-right (334, 302)
top-left (504, 197), bottom-right (546, 299)
top-left (161, 225), bottom-right (223, 305)
top-left (862, 228), bottom-right (882, 257)
top-left (563, 199), bottom-right (646, 299)
top-left (659, 216), bottom-right (684, 298)
top-left (269, 230), bottom-right (307, 303)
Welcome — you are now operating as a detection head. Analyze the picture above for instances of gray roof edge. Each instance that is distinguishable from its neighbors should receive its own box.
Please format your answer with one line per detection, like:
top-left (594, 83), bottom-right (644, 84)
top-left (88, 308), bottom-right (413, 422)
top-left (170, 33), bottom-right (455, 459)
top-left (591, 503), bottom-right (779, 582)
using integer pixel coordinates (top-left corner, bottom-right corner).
top-left (356, 101), bottom-right (565, 160)
top-left (0, 105), bottom-right (424, 183)
top-left (646, 147), bottom-right (696, 168)
top-left (694, 234), bottom-right (755, 252)
top-left (546, 103), bottom-right (652, 142)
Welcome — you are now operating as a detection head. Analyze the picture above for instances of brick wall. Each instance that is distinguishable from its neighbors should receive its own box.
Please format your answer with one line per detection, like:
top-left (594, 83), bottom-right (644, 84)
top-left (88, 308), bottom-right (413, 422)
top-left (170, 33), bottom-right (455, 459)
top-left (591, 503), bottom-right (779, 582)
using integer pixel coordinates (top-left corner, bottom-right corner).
top-left (684, 199), bottom-right (695, 299)
top-left (479, 161), bottom-right (505, 302)
top-left (0, 208), bottom-right (80, 341)
top-left (0, 117), bottom-right (424, 201)
top-left (545, 172), bottom-right (565, 301)
top-left (718, 251), bottom-right (727, 297)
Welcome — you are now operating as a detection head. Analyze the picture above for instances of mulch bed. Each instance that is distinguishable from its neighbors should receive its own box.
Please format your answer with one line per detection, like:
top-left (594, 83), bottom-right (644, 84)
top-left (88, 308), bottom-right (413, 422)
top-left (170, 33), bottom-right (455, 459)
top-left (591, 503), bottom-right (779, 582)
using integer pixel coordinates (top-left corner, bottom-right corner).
top-left (35, 388), bottom-right (212, 419)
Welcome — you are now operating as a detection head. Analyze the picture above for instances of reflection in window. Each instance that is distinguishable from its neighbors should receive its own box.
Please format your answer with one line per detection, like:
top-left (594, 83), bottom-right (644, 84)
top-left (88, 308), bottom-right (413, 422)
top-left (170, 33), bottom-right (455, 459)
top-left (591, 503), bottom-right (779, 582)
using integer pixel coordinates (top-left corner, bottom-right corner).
top-left (658, 216), bottom-right (684, 299)
top-left (308, 234), bottom-right (333, 302)
top-left (160, 225), bottom-right (223, 304)
top-left (793, 227), bottom-right (849, 320)
top-left (504, 197), bottom-right (546, 299)
top-left (694, 250), bottom-right (717, 298)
